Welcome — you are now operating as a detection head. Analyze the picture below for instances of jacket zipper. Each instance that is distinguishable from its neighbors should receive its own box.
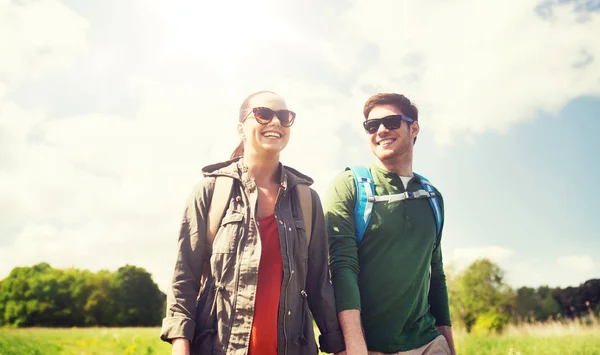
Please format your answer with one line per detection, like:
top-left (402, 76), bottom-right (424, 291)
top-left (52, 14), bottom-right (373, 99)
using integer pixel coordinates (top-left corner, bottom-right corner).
top-left (234, 183), bottom-right (291, 354)
top-left (300, 289), bottom-right (308, 343)
top-left (223, 185), bottom-right (251, 352)
top-left (276, 187), bottom-right (292, 355)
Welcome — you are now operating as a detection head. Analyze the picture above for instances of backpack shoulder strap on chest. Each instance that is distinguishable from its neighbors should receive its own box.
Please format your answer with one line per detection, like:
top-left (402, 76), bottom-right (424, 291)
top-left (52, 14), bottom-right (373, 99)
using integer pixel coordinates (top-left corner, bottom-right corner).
top-left (207, 177), bottom-right (313, 246)
top-left (413, 173), bottom-right (443, 248)
top-left (346, 165), bottom-right (375, 244)
top-left (207, 176), bottom-right (234, 246)
top-left (198, 175), bottom-right (234, 294)
top-left (295, 184), bottom-right (313, 245)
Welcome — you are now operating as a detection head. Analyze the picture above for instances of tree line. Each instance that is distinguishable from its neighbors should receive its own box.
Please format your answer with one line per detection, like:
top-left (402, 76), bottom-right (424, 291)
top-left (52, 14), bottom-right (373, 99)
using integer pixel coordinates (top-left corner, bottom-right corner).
top-left (0, 262), bottom-right (165, 327)
top-left (448, 258), bottom-right (600, 333)
top-left (0, 260), bottom-right (598, 329)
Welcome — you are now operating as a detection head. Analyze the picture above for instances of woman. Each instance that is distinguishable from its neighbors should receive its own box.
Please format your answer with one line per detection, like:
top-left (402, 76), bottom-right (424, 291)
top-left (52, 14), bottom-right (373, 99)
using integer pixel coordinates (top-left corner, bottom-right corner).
top-left (160, 91), bottom-right (346, 355)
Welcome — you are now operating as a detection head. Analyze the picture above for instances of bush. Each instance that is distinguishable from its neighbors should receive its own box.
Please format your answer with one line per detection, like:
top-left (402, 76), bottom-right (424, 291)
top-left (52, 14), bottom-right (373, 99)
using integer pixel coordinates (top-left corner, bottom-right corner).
top-left (472, 311), bottom-right (510, 335)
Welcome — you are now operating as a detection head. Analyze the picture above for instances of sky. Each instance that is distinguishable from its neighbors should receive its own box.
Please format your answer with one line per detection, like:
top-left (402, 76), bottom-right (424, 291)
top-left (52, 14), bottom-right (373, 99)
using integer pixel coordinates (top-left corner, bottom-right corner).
top-left (1, 0), bottom-right (599, 293)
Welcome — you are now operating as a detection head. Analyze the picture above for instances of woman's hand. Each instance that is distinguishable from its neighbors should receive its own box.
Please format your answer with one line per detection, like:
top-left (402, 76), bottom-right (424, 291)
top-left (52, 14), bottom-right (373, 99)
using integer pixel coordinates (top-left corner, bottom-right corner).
top-left (171, 338), bottom-right (190, 355)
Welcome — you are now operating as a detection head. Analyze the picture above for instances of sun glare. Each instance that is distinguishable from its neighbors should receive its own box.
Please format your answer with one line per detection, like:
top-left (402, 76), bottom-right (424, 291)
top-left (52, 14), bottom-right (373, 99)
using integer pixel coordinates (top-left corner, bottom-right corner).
top-left (157, 1), bottom-right (292, 75)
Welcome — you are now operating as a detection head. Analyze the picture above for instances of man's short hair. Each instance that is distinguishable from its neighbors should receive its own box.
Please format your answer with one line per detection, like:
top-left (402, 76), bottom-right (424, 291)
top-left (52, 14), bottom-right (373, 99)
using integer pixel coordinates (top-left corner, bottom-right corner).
top-left (363, 93), bottom-right (419, 120)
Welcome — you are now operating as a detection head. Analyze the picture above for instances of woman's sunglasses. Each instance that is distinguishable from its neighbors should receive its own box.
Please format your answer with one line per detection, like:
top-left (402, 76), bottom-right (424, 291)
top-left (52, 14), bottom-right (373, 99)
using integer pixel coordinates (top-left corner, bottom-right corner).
top-left (363, 115), bottom-right (415, 134)
top-left (246, 107), bottom-right (296, 127)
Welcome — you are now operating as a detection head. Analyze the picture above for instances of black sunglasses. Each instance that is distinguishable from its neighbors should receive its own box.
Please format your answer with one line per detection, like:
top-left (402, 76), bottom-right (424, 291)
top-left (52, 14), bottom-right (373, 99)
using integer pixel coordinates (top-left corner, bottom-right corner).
top-left (246, 107), bottom-right (296, 127)
top-left (363, 115), bottom-right (415, 134)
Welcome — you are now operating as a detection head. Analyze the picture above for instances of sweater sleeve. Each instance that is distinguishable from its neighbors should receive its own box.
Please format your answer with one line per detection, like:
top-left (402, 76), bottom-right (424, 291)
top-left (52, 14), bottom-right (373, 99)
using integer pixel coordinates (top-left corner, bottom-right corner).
top-left (428, 192), bottom-right (452, 326)
top-left (428, 243), bottom-right (452, 326)
top-left (324, 171), bottom-right (362, 312)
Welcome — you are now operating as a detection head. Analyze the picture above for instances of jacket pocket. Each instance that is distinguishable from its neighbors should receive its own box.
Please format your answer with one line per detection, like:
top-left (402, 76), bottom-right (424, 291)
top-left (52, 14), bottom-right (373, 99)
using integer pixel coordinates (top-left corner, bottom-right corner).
top-left (212, 211), bottom-right (244, 254)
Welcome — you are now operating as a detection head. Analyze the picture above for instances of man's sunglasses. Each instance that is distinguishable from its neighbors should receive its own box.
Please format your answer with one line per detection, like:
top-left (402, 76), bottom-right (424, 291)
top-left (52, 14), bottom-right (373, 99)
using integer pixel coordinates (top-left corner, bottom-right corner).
top-left (363, 115), bottom-right (415, 134)
top-left (246, 107), bottom-right (296, 127)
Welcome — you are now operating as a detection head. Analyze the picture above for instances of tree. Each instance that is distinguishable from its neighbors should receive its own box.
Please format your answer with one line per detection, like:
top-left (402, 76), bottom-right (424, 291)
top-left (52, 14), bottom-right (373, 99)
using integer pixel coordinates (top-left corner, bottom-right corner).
top-left (449, 258), bottom-right (512, 333)
top-left (514, 285), bottom-right (561, 322)
top-left (0, 279), bottom-right (4, 326)
top-left (0, 263), bottom-right (165, 327)
top-left (515, 286), bottom-right (538, 321)
top-left (1, 263), bottom-right (55, 326)
top-left (540, 291), bottom-right (561, 320)
top-left (110, 265), bottom-right (164, 326)
top-left (552, 279), bottom-right (600, 319)
top-left (0, 263), bottom-right (95, 326)
top-left (83, 269), bottom-right (117, 326)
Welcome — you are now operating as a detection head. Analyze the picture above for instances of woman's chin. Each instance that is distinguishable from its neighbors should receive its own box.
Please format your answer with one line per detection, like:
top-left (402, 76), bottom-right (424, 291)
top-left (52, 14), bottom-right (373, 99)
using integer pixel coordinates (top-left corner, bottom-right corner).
top-left (261, 142), bottom-right (286, 155)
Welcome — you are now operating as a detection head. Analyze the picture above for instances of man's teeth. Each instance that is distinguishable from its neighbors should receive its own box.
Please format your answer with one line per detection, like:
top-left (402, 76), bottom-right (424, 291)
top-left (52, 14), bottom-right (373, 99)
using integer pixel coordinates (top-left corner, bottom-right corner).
top-left (379, 139), bottom-right (394, 146)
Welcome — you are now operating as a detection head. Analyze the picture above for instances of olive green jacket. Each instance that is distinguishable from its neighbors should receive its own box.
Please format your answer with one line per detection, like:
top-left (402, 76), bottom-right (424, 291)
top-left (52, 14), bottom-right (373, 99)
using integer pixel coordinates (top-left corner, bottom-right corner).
top-left (160, 158), bottom-right (345, 355)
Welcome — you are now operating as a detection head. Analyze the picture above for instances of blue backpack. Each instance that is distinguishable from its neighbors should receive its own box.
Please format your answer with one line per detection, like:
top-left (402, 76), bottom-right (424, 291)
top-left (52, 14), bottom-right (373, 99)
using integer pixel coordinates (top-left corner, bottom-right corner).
top-left (347, 166), bottom-right (443, 249)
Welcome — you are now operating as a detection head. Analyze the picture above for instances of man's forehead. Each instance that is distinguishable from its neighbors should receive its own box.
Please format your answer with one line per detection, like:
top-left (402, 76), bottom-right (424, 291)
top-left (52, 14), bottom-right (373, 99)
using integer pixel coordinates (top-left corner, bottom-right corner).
top-left (367, 104), bottom-right (403, 119)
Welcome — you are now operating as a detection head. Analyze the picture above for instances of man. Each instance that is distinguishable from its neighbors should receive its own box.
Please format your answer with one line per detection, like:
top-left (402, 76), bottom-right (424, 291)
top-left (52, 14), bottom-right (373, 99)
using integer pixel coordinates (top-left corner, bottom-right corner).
top-left (325, 93), bottom-right (456, 355)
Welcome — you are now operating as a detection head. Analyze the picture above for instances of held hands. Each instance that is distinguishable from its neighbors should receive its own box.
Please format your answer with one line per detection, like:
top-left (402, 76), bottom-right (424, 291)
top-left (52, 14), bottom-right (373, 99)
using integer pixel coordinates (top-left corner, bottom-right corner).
top-left (337, 348), bottom-right (369, 355)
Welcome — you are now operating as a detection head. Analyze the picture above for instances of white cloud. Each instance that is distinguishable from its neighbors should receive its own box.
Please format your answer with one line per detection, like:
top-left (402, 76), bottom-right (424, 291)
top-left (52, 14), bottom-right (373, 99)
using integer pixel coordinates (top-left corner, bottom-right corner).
top-left (445, 249), bottom-right (596, 289)
top-left (0, 0), bottom-right (599, 292)
top-left (0, 0), bottom-right (89, 235)
top-left (503, 259), bottom-right (548, 288)
top-left (0, 81), bottom-right (237, 288)
top-left (502, 255), bottom-right (596, 289)
top-left (339, 0), bottom-right (600, 144)
top-left (0, 0), bottom-right (88, 84)
top-left (446, 245), bottom-right (515, 271)
top-left (557, 255), bottom-right (595, 272)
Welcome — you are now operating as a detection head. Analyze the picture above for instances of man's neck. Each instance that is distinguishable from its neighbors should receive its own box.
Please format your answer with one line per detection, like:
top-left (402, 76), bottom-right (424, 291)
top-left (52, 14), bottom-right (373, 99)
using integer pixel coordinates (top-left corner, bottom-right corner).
top-left (376, 151), bottom-right (414, 177)
top-left (243, 152), bottom-right (280, 185)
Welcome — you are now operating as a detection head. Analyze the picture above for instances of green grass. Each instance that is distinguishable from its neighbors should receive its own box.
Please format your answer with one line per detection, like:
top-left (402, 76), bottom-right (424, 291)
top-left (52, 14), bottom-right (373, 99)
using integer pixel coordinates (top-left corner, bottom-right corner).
top-left (0, 327), bottom-right (170, 355)
top-left (1, 323), bottom-right (599, 354)
top-left (455, 330), bottom-right (600, 355)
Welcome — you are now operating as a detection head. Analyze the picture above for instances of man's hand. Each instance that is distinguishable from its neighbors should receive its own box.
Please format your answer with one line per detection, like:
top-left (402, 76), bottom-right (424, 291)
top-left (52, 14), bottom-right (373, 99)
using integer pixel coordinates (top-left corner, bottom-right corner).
top-left (171, 338), bottom-right (190, 355)
top-left (338, 309), bottom-right (368, 355)
top-left (435, 325), bottom-right (456, 355)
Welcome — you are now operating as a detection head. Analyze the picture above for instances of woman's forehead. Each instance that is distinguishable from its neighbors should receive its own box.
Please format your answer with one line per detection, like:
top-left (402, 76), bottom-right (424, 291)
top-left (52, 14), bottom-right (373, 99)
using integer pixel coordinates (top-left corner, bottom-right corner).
top-left (249, 92), bottom-right (288, 110)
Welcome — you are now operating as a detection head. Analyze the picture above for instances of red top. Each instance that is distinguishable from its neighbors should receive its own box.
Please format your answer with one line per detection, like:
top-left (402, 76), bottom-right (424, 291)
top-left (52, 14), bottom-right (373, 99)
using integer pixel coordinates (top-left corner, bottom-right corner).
top-left (248, 214), bottom-right (282, 355)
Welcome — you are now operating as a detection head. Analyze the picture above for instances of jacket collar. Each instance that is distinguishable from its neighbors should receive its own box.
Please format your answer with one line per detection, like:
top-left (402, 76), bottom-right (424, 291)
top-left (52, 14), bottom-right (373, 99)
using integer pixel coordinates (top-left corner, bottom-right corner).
top-left (202, 157), bottom-right (314, 191)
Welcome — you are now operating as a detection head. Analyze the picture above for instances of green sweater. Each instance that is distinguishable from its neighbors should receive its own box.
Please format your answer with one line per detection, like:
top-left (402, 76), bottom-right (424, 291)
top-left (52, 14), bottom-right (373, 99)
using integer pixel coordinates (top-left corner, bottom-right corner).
top-left (325, 164), bottom-right (451, 353)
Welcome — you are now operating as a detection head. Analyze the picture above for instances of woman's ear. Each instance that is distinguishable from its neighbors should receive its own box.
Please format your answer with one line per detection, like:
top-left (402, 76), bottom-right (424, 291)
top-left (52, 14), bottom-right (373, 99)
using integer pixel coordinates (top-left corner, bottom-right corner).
top-left (237, 123), bottom-right (245, 141)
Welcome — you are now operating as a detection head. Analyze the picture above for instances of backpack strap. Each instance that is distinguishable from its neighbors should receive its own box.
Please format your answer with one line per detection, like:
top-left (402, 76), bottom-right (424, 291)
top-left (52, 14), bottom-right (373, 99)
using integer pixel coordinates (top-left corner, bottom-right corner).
top-left (413, 173), bottom-right (443, 249)
top-left (196, 176), bottom-right (234, 295)
top-left (207, 176), bottom-right (234, 247)
top-left (346, 166), bottom-right (443, 250)
top-left (346, 166), bottom-right (375, 244)
top-left (295, 184), bottom-right (313, 245)
top-left (208, 177), bottom-right (313, 246)
top-left (369, 189), bottom-right (435, 203)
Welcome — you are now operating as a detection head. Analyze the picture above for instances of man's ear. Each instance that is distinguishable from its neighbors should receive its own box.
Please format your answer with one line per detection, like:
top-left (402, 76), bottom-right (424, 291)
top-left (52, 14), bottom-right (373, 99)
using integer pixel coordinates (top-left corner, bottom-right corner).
top-left (411, 121), bottom-right (420, 139)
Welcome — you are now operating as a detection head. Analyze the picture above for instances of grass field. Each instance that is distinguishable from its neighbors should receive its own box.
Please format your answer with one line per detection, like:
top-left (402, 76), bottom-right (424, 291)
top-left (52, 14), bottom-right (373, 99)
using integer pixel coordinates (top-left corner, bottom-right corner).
top-left (453, 327), bottom-right (600, 355)
top-left (0, 327), bottom-right (170, 355)
top-left (1, 321), bottom-right (599, 354)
